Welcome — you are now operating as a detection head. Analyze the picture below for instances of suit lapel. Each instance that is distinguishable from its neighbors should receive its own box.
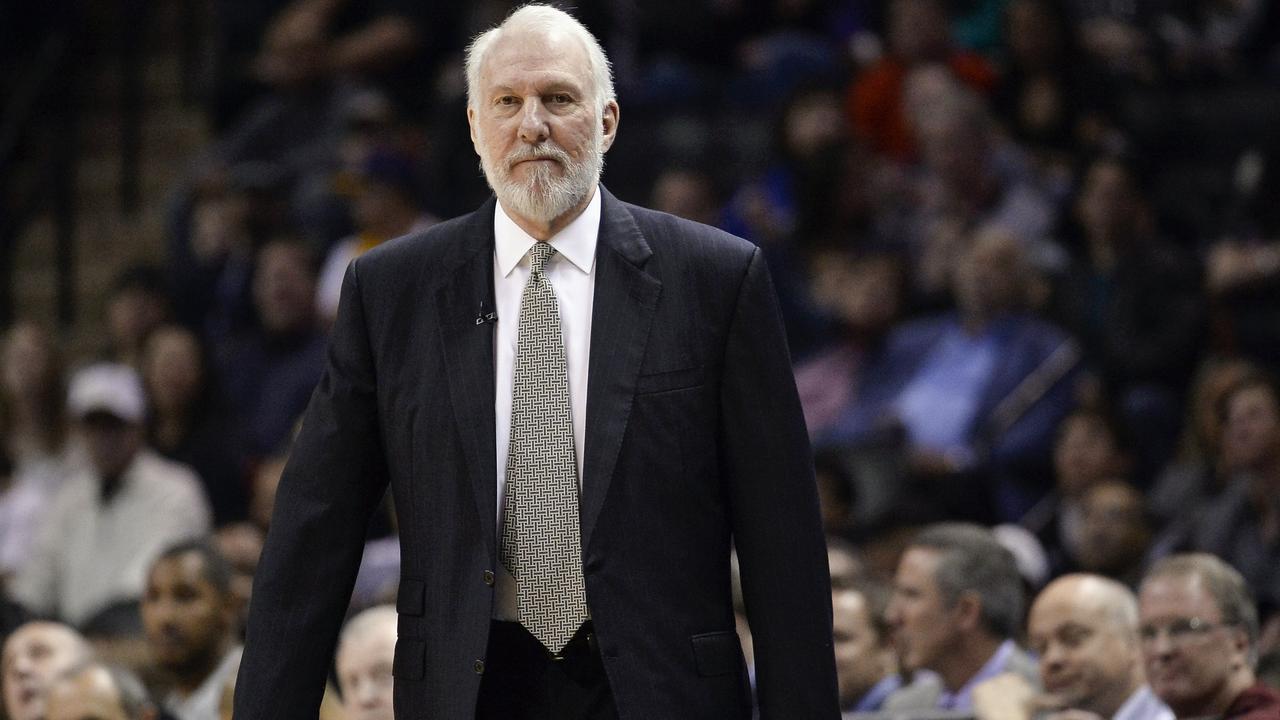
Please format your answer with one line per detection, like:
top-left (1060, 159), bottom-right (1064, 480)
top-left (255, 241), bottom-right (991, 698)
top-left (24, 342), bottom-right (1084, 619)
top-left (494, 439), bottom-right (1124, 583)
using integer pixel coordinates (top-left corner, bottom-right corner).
top-left (581, 188), bottom-right (661, 550)
top-left (435, 199), bottom-right (499, 559)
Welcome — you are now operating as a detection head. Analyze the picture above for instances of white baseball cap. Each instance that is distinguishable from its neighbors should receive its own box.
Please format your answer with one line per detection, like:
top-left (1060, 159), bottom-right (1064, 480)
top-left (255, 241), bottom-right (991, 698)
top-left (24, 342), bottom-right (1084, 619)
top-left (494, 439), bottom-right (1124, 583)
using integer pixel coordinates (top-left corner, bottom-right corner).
top-left (67, 363), bottom-right (147, 424)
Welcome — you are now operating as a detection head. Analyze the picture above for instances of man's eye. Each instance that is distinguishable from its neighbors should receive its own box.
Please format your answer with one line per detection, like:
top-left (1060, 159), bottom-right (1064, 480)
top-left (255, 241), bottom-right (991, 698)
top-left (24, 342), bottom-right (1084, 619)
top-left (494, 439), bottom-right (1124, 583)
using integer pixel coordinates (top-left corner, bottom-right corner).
top-left (550, 94), bottom-right (572, 104)
top-left (497, 96), bottom-right (518, 106)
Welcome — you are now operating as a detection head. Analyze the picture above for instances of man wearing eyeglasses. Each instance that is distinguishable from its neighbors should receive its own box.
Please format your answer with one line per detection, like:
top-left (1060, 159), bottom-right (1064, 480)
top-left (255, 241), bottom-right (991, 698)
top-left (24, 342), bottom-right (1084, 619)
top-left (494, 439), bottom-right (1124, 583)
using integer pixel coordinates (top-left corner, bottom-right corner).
top-left (1137, 554), bottom-right (1280, 720)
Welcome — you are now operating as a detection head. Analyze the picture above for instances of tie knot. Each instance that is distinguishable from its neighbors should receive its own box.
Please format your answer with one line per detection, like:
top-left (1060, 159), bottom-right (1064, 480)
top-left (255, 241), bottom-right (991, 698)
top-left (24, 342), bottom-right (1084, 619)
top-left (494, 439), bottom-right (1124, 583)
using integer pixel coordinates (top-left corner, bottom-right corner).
top-left (528, 242), bottom-right (556, 276)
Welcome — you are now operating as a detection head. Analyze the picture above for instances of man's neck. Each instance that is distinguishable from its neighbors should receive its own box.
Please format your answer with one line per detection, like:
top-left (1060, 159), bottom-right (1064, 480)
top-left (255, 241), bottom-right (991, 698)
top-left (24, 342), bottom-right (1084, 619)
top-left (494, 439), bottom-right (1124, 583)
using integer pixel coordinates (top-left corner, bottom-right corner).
top-left (1173, 669), bottom-right (1255, 719)
top-left (503, 186), bottom-right (596, 241)
top-left (938, 634), bottom-right (1003, 692)
top-left (1090, 671), bottom-right (1144, 719)
top-left (173, 640), bottom-right (232, 696)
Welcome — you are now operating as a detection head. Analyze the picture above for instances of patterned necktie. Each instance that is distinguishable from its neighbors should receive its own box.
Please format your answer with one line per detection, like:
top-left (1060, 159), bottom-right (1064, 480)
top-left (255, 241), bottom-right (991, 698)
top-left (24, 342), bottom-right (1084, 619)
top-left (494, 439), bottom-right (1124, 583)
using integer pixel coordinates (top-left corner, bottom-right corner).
top-left (500, 241), bottom-right (589, 654)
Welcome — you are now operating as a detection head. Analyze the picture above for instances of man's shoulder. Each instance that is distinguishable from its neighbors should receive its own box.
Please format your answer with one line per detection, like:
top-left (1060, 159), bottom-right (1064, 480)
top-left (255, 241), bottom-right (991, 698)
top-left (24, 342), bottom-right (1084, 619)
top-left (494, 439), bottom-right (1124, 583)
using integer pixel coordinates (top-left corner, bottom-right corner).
top-left (620, 200), bottom-right (755, 263)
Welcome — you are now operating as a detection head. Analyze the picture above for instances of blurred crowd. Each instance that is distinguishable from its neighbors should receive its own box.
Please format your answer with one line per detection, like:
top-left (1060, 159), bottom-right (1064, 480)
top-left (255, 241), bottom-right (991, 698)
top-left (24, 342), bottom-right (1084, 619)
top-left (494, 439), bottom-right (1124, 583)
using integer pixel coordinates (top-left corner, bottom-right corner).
top-left (4, 0), bottom-right (1280, 717)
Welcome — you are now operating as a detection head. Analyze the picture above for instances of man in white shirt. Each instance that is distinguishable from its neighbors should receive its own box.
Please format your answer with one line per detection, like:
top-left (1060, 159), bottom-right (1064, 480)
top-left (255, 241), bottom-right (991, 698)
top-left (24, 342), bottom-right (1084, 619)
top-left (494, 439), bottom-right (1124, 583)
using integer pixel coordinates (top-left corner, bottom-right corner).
top-left (11, 363), bottom-right (211, 626)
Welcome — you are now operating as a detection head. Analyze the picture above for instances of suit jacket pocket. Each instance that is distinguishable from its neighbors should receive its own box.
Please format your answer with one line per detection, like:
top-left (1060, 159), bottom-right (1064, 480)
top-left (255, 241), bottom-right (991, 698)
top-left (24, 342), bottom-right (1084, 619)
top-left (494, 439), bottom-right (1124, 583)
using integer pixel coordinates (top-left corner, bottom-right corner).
top-left (690, 630), bottom-right (743, 677)
top-left (397, 579), bottom-right (425, 616)
top-left (635, 366), bottom-right (704, 395)
top-left (392, 638), bottom-right (426, 680)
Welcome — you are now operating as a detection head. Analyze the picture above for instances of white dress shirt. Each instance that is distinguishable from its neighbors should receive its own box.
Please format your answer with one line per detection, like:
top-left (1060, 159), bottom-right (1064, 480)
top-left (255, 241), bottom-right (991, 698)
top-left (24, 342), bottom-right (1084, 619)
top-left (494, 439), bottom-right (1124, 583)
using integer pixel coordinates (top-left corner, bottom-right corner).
top-left (492, 188), bottom-right (600, 620)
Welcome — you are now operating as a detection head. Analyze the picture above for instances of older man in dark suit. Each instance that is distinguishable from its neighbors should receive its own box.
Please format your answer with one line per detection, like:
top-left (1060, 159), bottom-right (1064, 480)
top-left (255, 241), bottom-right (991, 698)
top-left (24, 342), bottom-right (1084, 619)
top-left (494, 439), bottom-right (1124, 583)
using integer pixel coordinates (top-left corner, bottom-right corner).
top-left (233, 5), bottom-right (837, 720)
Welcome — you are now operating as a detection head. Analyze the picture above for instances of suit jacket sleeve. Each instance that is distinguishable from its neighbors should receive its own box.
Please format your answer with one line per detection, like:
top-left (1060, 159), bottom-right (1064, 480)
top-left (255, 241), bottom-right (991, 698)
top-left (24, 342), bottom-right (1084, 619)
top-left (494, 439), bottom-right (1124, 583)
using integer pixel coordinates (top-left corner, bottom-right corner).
top-left (720, 247), bottom-right (840, 718)
top-left (234, 260), bottom-right (390, 718)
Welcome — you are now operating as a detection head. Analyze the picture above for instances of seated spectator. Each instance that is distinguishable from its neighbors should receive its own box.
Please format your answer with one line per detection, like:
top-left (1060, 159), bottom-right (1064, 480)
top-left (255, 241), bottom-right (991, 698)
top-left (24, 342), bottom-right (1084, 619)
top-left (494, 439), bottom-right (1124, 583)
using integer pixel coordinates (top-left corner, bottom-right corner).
top-left (1022, 406), bottom-right (1133, 573)
top-left (1149, 357), bottom-right (1258, 526)
top-left (1052, 154), bottom-right (1204, 475)
top-left (1, 621), bottom-right (93, 720)
top-left (0, 323), bottom-right (78, 577)
top-left (845, 0), bottom-right (997, 163)
top-left (1188, 372), bottom-right (1280, 612)
top-left (830, 229), bottom-right (1082, 521)
top-left (649, 167), bottom-right (720, 228)
top-left (1072, 480), bottom-right (1157, 588)
top-left (140, 540), bottom-right (241, 720)
top-left (316, 148), bottom-right (438, 327)
top-left (103, 265), bottom-right (173, 371)
top-left (216, 239), bottom-right (327, 461)
top-left (974, 574), bottom-right (1174, 720)
top-left (1138, 554), bottom-right (1280, 718)
top-left (143, 325), bottom-right (248, 525)
top-left (213, 523), bottom-right (264, 637)
top-left (43, 661), bottom-right (158, 720)
top-left (907, 91), bottom-right (1063, 304)
top-left (10, 364), bottom-right (211, 626)
top-left (797, 249), bottom-right (905, 438)
top-left (833, 578), bottom-right (901, 713)
top-left (884, 523), bottom-right (1036, 713)
top-left (335, 605), bottom-right (397, 720)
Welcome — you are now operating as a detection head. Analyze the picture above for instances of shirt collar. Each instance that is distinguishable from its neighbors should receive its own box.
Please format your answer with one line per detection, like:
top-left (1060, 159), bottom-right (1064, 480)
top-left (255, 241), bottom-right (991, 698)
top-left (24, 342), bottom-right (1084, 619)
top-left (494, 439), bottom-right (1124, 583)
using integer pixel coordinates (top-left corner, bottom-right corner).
top-left (938, 639), bottom-right (1017, 710)
top-left (1113, 685), bottom-right (1174, 720)
top-left (494, 186), bottom-right (600, 277)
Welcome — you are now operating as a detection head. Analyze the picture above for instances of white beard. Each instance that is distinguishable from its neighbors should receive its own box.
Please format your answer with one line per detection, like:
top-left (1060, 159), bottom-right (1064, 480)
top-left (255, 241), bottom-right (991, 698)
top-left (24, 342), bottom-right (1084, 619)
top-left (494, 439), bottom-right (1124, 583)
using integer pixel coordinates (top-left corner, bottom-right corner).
top-left (479, 131), bottom-right (604, 225)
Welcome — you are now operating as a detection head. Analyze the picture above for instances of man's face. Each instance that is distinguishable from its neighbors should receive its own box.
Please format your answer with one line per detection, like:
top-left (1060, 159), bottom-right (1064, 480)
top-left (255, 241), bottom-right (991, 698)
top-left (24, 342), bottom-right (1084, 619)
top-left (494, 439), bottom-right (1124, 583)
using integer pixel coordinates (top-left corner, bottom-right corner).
top-left (43, 667), bottom-right (129, 720)
top-left (1074, 483), bottom-right (1149, 575)
top-left (834, 590), bottom-right (891, 708)
top-left (1220, 385), bottom-right (1280, 473)
top-left (1, 623), bottom-right (88, 720)
top-left (886, 547), bottom-right (958, 672)
top-left (79, 414), bottom-right (142, 479)
top-left (336, 619), bottom-right (397, 720)
top-left (141, 553), bottom-right (230, 675)
top-left (467, 27), bottom-right (618, 228)
top-left (1028, 580), bottom-right (1140, 715)
top-left (253, 243), bottom-right (316, 335)
top-left (1139, 574), bottom-right (1248, 715)
top-left (1054, 414), bottom-right (1123, 498)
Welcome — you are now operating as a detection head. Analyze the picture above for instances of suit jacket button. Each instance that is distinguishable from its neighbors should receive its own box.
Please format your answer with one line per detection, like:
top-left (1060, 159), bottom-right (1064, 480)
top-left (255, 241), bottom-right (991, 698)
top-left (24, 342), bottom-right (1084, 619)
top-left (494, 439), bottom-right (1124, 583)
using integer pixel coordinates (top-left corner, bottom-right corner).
top-left (483, 570), bottom-right (495, 586)
top-left (473, 659), bottom-right (485, 674)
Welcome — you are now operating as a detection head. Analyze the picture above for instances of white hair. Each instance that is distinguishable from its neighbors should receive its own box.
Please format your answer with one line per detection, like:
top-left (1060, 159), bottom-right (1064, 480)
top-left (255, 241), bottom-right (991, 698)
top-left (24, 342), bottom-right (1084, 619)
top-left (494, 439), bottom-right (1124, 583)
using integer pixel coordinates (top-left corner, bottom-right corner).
top-left (464, 4), bottom-right (615, 112)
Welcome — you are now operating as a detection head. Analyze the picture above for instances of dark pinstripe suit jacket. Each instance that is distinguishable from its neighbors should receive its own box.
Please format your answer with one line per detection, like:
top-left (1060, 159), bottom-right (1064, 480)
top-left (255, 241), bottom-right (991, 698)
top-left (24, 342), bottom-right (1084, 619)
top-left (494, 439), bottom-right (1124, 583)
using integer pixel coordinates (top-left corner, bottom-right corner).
top-left (234, 188), bottom-right (839, 719)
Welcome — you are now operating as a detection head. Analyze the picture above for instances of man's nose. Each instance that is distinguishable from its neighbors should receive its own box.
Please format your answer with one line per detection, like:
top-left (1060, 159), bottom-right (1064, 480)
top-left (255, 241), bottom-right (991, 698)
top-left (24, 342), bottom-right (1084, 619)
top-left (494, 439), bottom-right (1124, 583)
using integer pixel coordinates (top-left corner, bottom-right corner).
top-left (518, 99), bottom-right (549, 144)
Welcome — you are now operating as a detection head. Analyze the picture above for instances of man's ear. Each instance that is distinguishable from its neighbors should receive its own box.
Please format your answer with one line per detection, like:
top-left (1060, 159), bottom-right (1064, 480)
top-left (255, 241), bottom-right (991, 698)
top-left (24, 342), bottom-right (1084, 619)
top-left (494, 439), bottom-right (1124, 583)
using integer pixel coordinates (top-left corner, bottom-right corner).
top-left (467, 106), bottom-right (479, 146)
top-left (952, 590), bottom-right (983, 632)
top-left (600, 100), bottom-right (619, 153)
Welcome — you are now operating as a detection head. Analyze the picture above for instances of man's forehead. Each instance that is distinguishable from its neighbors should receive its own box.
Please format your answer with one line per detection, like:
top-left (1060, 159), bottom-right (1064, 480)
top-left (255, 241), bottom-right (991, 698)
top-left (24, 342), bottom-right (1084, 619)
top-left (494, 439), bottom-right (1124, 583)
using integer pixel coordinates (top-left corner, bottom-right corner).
top-left (480, 29), bottom-right (590, 86)
top-left (1140, 574), bottom-right (1219, 617)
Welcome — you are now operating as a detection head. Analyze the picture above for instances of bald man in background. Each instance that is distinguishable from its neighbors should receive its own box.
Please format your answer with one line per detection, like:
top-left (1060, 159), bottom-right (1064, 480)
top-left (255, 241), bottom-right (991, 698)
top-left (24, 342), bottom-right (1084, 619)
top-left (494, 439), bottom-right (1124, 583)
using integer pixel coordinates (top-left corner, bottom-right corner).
top-left (975, 574), bottom-right (1172, 720)
top-left (2, 621), bottom-right (93, 720)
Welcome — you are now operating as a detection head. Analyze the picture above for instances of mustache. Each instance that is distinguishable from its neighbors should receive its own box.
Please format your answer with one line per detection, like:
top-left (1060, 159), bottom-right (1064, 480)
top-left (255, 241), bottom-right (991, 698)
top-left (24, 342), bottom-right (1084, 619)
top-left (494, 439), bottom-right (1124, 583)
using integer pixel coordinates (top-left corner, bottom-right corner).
top-left (506, 144), bottom-right (571, 168)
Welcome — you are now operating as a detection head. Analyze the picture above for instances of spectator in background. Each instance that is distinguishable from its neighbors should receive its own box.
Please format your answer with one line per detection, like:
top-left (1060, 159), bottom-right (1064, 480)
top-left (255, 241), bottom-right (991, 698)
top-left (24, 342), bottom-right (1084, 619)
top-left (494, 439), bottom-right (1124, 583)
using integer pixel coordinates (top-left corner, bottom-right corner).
top-left (141, 540), bottom-right (241, 720)
top-left (884, 523), bottom-right (1036, 713)
top-left (831, 229), bottom-right (1081, 521)
top-left (846, 0), bottom-right (997, 163)
top-left (649, 167), bottom-right (720, 228)
top-left (213, 524), bottom-right (264, 637)
top-left (1022, 406), bottom-right (1133, 574)
top-left (833, 579), bottom-right (901, 713)
top-left (10, 364), bottom-right (211, 626)
top-left (334, 605), bottom-right (397, 720)
top-left (143, 325), bottom-right (248, 525)
top-left (1138, 554), bottom-right (1280, 719)
top-left (103, 265), bottom-right (173, 371)
top-left (1, 621), bottom-right (93, 720)
top-left (1053, 154), bottom-right (1205, 476)
top-left (217, 239), bottom-right (327, 461)
top-left (798, 249), bottom-right (905, 439)
top-left (973, 574), bottom-right (1173, 720)
top-left (1072, 480), bottom-right (1156, 587)
top-left (907, 87), bottom-right (1062, 305)
top-left (1, 322), bottom-right (73, 472)
top-left (993, 0), bottom-right (1115, 174)
top-left (316, 148), bottom-right (438, 326)
top-left (1149, 357), bottom-right (1259, 526)
top-left (43, 661), bottom-right (158, 720)
top-left (1189, 372), bottom-right (1280, 613)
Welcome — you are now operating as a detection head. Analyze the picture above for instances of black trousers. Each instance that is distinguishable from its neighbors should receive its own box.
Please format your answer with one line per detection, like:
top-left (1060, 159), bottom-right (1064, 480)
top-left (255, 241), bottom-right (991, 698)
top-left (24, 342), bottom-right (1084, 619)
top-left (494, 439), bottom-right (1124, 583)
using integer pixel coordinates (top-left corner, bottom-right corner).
top-left (475, 621), bottom-right (619, 720)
